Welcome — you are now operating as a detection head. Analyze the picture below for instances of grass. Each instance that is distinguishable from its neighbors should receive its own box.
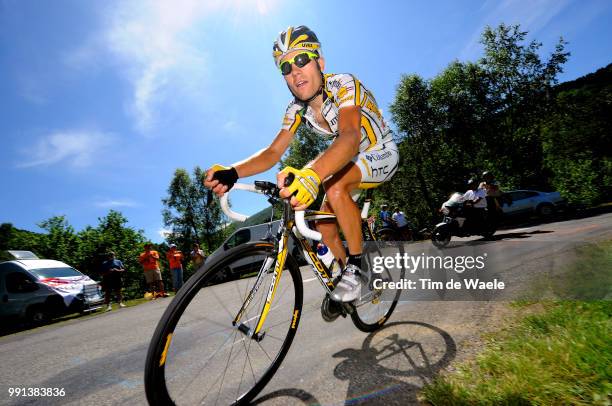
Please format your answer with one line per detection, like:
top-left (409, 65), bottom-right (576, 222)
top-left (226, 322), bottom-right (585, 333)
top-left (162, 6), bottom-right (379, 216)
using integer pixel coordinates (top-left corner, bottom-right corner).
top-left (421, 241), bottom-right (612, 406)
top-left (549, 240), bottom-right (612, 300)
top-left (103, 295), bottom-right (163, 310)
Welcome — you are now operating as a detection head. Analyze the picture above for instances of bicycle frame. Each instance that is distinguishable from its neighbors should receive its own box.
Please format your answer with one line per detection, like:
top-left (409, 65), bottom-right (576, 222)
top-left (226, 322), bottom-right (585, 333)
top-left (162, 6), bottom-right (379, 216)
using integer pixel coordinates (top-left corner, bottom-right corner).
top-left (223, 183), bottom-right (377, 341)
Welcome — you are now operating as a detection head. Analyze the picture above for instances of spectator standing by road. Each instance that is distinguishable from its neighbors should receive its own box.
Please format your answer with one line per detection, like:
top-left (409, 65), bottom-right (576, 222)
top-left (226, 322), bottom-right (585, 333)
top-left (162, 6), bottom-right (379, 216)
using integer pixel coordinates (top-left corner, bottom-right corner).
top-left (392, 208), bottom-right (412, 240)
top-left (166, 244), bottom-right (184, 292)
top-left (139, 243), bottom-right (167, 298)
top-left (379, 204), bottom-right (394, 228)
top-left (101, 251), bottom-right (126, 311)
top-left (191, 243), bottom-right (207, 269)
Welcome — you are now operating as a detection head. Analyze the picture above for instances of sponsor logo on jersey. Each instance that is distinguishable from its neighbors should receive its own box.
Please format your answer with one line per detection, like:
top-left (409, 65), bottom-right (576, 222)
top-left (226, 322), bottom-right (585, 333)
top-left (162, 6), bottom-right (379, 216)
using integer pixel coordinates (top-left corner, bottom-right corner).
top-left (365, 99), bottom-right (383, 121)
top-left (365, 150), bottom-right (392, 162)
top-left (338, 96), bottom-right (353, 105)
top-left (337, 86), bottom-right (350, 99)
top-left (328, 79), bottom-right (342, 90)
top-left (371, 165), bottom-right (390, 177)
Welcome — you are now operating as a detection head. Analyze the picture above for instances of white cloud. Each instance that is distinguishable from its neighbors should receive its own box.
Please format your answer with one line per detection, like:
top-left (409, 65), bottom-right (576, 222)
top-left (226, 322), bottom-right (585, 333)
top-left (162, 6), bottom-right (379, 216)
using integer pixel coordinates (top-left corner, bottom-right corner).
top-left (460, 0), bottom-right (572, 60)
top-left (97, 0), bottom-right (280, 134)
top-left (158, 227), bottom-right (173, 239)
top-left (63, 39), bottom-right (104, 71)
top-left (222, 120), bottom-right (246, 134)
top-left (18, 76), bottom-right (48, 105)
top-left (95, 198), bottom-right (140, 209)
top-left (17, 130), bottom-right (114, 168)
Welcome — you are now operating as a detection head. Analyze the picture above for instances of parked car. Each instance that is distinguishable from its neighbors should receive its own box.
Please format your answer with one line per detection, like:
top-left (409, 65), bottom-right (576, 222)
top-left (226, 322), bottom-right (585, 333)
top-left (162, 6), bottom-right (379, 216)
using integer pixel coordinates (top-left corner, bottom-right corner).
top-left (206, 221), bottom-right (307, 284)
top-left (501, 190), bottom-right (567, 218)
top-left (0, 251), bottom-right (104, 324)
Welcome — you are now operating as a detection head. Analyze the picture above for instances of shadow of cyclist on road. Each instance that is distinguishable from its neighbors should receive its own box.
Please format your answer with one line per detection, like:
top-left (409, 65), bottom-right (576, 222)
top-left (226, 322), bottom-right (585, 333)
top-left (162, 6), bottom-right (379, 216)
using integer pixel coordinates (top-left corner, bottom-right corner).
top-left (332, 321), bottom-right (456, 405)
top-left (250, 388), bottom-right (320, 405)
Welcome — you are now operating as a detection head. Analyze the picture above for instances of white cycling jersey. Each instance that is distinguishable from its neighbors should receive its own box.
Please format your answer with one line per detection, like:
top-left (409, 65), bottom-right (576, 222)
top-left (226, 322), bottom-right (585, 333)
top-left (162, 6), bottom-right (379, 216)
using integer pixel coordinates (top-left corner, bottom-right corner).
top-left (281, 73), bottom-right (395, 152)
top-left (281, 73), bottom-right (399, 188)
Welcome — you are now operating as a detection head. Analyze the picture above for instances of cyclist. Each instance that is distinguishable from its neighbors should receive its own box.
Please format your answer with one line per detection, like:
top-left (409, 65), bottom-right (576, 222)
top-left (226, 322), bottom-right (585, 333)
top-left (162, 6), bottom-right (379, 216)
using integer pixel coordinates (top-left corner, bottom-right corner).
top-left (205, 26), bottom-right (399, 302)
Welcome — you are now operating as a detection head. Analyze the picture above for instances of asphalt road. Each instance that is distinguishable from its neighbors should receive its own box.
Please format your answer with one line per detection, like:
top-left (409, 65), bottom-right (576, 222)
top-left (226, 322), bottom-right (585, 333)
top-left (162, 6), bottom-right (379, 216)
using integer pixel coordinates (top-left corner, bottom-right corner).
top-left (1, 213), bottom-right (610, 406)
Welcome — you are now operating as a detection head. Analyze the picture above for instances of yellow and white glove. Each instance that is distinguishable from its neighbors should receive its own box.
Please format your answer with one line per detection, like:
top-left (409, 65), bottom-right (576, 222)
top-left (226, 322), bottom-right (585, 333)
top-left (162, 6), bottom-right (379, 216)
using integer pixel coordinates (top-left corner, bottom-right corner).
top-left (280, 166), bottom-right (321, 208)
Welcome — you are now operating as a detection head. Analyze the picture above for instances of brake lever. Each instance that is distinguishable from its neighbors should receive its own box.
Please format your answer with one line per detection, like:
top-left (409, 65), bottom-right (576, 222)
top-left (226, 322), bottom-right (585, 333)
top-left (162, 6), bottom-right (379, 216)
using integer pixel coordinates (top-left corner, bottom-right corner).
top-left (254, 181), bottom-right (280, 198)
top-left (284, 173), bottom-right (295, 187)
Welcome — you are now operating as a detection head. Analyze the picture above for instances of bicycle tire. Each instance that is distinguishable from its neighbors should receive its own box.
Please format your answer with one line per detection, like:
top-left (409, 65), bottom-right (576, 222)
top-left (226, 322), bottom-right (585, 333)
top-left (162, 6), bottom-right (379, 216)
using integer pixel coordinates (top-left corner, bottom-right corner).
top-left (144, 242), bottom-right (303, 406)
top-left (350, 266), bottom-right (400, 332)
top-left (349, 242), bottom-right (402, 333)
top-left (377, 228), bottom-right (399, 241)
top-left (432, 225), bottom-right (451, 248)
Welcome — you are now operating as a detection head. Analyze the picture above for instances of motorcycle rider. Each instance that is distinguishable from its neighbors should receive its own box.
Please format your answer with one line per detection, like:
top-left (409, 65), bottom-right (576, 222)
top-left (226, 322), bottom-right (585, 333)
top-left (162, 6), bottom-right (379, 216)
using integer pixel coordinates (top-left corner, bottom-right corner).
top-left (479, 171), bottom-right (503, 225)
top-left (462, 178), bottom-right (487, 232)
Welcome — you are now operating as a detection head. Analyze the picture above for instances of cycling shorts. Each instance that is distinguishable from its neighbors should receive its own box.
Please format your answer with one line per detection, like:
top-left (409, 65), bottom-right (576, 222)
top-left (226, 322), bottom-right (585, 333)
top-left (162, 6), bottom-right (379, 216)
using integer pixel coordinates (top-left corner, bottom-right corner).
top-left (352, 140), bottom-right (399, 189)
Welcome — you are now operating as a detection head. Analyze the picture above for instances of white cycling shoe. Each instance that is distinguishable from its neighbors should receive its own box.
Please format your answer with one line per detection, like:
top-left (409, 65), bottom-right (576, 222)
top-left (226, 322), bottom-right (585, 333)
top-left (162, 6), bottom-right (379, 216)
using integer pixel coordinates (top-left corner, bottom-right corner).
top-left (330, 264), bottom-right (367, 302)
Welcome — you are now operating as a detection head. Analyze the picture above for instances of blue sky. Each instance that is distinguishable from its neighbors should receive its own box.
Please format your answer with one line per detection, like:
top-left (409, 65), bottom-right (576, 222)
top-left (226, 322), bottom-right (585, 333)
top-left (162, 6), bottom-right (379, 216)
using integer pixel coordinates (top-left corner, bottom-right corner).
top-left (1, 0), bottom-right (611, 243)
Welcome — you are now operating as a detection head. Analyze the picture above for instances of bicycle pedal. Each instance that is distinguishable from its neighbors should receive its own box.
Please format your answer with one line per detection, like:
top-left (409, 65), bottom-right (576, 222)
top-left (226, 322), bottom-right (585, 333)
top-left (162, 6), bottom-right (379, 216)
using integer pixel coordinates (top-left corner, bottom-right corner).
top-left (320, 295), bottom-right (343, 322)
top-left (341, 302), bottom-right (354, 315)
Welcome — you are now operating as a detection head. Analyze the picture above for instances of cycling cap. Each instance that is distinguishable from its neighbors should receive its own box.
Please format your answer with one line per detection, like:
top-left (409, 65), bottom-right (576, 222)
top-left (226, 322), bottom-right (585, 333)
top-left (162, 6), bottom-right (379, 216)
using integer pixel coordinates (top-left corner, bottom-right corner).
top-left (273, 25), bottom-right (321, 68)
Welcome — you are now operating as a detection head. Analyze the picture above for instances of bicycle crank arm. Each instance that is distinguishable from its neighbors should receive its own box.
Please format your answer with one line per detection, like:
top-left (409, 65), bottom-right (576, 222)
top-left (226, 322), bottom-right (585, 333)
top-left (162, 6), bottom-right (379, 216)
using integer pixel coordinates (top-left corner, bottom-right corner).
top-left (234, 322), bottom-right (266, 342)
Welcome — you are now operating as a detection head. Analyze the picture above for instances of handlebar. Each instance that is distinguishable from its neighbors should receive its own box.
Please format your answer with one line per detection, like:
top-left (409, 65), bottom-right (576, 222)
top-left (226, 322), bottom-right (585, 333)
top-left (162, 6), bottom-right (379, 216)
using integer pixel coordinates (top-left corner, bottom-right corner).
top-left (218, 182), bottom-right (323, 241)
top-left (295, 211), bottom-right (323, 241)
top-left (219, 183), bottom-right (260, 222)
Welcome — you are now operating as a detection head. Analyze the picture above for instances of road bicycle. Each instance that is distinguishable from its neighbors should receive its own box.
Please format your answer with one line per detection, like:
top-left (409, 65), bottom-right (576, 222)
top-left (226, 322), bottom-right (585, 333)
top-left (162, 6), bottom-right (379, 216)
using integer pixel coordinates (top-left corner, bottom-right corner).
top-left (144, 180), bottom-right (401, 405)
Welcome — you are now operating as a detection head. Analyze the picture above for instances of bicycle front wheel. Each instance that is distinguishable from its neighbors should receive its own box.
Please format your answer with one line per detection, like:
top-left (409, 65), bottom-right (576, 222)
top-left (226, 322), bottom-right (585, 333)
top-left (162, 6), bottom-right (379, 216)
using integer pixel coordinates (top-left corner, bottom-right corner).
top-left (145, 242), bottom-right (303, 406)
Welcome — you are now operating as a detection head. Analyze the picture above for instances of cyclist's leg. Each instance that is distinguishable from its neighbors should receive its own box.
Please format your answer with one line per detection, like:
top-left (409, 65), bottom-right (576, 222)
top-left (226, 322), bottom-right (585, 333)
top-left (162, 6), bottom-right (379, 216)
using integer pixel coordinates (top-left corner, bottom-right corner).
top-left (323, 162), bottom-right (363, 258)
top-left (316, 202), bottom-right (347, 266)
top-left (321, 164), bottom-right (367, 302)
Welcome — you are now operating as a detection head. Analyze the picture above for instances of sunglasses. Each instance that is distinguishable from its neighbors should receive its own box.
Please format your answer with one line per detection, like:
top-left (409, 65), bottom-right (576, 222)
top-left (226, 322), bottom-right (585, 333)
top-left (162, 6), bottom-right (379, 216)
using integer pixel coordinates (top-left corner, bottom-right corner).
top-left (279, 52), bottom-right (318, 75)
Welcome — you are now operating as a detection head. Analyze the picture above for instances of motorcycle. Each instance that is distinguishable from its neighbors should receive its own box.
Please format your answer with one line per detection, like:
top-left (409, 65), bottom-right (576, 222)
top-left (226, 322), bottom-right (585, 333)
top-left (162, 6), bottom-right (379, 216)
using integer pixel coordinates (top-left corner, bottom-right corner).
top-left (431, 192), bottom-right (496, 248)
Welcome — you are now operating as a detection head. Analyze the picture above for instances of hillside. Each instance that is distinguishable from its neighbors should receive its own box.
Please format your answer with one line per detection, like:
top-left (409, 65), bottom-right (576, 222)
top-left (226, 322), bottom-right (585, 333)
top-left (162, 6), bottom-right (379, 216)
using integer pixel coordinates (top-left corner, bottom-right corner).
top-left (555, 63), bottom-right (612, 93)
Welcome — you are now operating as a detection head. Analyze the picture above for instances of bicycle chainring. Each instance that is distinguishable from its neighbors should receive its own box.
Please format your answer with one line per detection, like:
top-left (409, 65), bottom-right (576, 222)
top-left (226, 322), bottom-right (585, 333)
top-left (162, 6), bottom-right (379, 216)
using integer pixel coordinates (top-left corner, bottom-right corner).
top-left (320, 294), bottom-right (344, 322)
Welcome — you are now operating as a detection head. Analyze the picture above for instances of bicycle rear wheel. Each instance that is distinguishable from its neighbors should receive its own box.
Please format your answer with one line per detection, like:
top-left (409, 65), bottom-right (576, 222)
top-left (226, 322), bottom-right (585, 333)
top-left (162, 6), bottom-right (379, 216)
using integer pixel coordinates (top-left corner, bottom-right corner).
top-left (350, 265), bottom-right (400, 332)
top-left (145, 242), bottom-right (303, 405)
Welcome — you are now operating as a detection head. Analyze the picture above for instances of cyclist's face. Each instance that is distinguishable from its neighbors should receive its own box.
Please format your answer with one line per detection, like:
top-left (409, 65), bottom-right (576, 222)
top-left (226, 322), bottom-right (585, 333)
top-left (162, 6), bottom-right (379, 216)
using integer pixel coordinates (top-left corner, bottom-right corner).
top-left (281, 50), bottom-right (325, 101)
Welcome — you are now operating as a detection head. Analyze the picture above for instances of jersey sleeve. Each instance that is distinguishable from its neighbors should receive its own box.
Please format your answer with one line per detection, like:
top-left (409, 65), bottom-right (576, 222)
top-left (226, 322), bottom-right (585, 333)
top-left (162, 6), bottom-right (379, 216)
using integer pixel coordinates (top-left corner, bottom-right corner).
top-left (325, 73), bottom-right (365, 109)
top-left (281, 99), bottom-right (303, 134)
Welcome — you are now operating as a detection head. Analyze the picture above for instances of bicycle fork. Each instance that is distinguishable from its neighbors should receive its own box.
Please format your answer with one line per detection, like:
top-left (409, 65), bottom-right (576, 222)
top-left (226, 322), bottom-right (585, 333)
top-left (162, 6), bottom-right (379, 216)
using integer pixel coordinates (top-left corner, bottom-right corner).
top-left (232, 230), bottom-right (291, 342)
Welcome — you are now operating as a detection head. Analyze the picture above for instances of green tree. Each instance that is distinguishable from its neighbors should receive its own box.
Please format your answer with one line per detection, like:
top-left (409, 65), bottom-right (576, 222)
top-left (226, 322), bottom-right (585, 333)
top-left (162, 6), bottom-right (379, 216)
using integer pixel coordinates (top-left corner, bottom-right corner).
top-left (37, 216), bottom-right (79, 266)
top-left (0, 223), bottom-right (43, 261)
top-left (541, 64), bottom-right (612, 205)
top-left (478, 23), bottom-right (569, 188)
top-left (72, 211), bottom-right (147, 298)
top-left (279, 125), bottom-right (328, 169)
top-left (387, 23), bottom-right (569, 228)
top-left (94, 211), bottom-right (147, 298)
top-left (278, 123), bottom-right (333, 211)
top-left (162, 167), bottom-right (225, 277)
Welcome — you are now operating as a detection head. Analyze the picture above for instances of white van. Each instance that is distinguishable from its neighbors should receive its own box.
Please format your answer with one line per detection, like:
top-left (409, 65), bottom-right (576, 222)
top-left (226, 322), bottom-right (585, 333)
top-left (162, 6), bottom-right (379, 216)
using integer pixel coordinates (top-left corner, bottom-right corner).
top-left (0, 251), bottom-right (104, 324)
top-left (206, 221), bottom-right (305, 283)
